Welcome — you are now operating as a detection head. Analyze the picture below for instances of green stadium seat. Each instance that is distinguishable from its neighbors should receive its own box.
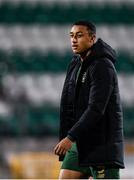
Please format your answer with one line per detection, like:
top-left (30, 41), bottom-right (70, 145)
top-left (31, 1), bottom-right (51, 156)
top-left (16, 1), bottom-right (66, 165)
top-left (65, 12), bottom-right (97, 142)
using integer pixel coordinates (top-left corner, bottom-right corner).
top-left (0, 50), bottom-right (134, 73)
top-left (0, 3), bottom-right (134, 24)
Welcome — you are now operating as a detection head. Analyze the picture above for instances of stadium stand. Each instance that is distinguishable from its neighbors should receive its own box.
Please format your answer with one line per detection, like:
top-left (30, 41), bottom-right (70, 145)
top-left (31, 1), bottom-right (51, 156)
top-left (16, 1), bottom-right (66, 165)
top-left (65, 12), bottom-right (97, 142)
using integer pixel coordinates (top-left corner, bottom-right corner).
top-left (0, 0), bottom-right (133, 138)
top-left (0, 1), bottom-right (134, 24)
top-left (0, 0), bottom-right (133, 178)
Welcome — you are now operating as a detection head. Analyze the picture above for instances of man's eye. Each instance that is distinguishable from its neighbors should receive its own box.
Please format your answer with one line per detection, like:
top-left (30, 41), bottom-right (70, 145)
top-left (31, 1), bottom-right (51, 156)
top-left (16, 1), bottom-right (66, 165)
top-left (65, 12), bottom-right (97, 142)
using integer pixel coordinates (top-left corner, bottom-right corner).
top-left (70, 34), bottom-right (73, 38)
top-left (69, 34), bottom-right (83, 38)
top-left (77, 34), bottom-right (83, 38)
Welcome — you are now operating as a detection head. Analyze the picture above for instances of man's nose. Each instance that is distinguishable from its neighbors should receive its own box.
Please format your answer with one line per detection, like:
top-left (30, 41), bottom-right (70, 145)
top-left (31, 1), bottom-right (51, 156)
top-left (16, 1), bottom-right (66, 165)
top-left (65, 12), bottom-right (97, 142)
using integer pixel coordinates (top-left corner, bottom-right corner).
top-left (72, 36), bottom-right (77, 43)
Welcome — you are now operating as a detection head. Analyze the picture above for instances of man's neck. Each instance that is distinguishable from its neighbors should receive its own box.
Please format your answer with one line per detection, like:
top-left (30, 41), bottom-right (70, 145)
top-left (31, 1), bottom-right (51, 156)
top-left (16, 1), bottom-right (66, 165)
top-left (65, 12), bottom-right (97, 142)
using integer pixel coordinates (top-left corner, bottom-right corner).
top-left (80, 49), bottom-right (91, 61)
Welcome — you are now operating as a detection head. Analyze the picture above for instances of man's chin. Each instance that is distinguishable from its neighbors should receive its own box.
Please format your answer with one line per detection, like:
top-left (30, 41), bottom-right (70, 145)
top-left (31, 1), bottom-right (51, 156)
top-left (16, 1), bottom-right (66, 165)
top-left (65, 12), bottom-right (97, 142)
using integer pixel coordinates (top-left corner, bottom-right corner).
top-left (72, 50), bottom-right (81, 54)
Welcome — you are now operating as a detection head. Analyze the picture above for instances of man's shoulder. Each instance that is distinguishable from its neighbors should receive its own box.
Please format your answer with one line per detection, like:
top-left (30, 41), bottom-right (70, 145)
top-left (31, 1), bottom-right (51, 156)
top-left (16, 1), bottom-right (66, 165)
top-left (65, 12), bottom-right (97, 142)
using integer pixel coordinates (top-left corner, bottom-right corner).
top-left (86, 58), bottom-right (116, 78)
top-left (91, 57), bottom-right (115, 69)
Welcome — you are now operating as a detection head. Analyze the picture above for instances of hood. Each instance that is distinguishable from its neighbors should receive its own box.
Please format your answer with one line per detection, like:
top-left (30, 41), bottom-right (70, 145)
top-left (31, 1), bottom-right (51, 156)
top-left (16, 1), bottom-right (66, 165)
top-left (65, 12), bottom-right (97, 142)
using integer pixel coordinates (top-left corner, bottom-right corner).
top-left (90, 38), bottom-right (117, 64)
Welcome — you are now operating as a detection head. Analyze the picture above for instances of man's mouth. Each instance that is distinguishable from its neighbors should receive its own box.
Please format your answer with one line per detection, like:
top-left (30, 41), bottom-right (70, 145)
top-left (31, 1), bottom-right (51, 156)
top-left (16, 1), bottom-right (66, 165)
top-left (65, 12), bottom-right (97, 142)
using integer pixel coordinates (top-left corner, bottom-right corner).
top-left (72, 45), bottom-right (78, 49)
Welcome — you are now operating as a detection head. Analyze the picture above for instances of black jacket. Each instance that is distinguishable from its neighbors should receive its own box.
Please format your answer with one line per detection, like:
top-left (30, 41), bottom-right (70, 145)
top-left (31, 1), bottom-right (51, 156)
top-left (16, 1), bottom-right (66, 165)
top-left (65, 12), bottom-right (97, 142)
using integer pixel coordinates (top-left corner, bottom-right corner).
top-left (59, 38), bottom-right (125, 168)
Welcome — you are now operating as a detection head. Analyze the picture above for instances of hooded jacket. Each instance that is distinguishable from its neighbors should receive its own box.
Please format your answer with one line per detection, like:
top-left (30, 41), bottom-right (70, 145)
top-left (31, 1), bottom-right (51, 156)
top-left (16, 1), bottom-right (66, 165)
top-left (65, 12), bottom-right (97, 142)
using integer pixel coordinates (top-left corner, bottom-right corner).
top-left (59, 38), bottom-right (125, 168)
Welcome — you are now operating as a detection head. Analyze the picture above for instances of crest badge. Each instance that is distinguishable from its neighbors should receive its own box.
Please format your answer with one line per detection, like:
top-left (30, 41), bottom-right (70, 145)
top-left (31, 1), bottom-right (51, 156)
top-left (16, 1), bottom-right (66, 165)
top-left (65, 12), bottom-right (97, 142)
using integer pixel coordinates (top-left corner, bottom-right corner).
top-left (82, 72), bottom-right (87, 83)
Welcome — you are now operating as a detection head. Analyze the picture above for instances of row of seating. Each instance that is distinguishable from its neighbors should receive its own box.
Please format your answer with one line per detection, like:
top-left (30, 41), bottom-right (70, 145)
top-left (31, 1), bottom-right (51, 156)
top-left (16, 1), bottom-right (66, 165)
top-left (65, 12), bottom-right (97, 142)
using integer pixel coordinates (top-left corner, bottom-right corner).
top-left (0, 106), bottom-right (133, 137)
top-left (0, 26), bottom-right (133, 51)
top-left (0, 0), bottom-right (133, 5)
top-left (0, 50), bottom-right (133, 73)
top-left (1, 73), bottom-right (134, 107)
top-left (0, 3), bottom-right (133, 24)
top-left (0, 106), bottom-right (59, 136)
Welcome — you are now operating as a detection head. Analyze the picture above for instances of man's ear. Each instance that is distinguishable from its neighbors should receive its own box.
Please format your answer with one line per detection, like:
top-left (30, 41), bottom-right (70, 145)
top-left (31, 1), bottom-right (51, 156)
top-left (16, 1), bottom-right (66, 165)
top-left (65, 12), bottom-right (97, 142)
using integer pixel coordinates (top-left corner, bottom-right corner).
top-left (90, 34), bottom-right (96, 44)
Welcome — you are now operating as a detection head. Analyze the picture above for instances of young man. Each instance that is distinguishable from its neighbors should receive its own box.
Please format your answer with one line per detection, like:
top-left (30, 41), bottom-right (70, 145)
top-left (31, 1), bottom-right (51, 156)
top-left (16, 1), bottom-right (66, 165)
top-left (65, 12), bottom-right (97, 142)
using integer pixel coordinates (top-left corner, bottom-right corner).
top-left (54, 21), bottom-right (124, 179)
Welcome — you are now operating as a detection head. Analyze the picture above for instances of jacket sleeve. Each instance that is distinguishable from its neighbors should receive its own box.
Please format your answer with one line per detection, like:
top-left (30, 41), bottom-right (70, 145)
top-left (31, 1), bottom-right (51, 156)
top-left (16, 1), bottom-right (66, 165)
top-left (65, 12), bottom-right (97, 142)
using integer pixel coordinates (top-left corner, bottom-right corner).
top-left (68, 60), bottom-right (115, 141)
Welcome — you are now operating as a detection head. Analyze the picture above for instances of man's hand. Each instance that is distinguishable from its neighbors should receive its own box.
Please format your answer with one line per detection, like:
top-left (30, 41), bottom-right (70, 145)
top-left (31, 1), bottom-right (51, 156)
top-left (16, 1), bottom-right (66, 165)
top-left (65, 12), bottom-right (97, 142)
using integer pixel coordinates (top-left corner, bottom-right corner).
top-left (54, 137), bottom-right (73, 156)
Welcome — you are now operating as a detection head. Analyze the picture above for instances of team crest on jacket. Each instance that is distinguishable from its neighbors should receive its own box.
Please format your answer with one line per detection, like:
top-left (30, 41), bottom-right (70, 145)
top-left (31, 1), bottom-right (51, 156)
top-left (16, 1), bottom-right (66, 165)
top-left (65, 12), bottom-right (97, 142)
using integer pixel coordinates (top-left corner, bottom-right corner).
top-left (82, 72), bottom-right (87, 83)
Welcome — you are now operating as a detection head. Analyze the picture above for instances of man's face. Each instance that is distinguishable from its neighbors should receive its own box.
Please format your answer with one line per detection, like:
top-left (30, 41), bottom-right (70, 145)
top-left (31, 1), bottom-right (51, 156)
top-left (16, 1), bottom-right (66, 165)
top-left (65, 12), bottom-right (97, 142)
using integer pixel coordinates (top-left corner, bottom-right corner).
top-left (70, 25), bottom-right (96, 54)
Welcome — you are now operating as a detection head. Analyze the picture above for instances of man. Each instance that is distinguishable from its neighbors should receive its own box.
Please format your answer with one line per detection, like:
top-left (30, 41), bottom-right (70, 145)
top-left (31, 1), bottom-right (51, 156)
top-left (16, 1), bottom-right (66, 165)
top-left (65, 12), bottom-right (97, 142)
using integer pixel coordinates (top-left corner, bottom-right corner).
top-left (54, 21), bottom-right (124, 179)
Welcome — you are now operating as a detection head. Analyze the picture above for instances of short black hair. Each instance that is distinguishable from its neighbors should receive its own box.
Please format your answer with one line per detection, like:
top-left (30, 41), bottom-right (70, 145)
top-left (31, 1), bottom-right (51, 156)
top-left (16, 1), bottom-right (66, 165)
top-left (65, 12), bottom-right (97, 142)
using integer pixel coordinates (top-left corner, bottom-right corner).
top-left (73, 21), bottom-right (96, 35)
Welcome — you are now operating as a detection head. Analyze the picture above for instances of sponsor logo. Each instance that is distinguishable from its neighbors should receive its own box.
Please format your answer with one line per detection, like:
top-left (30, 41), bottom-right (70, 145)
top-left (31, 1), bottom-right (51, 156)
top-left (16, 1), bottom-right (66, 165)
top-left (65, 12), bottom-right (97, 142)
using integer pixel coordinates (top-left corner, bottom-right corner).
top-left (97, 169), bottom-right (105, 178)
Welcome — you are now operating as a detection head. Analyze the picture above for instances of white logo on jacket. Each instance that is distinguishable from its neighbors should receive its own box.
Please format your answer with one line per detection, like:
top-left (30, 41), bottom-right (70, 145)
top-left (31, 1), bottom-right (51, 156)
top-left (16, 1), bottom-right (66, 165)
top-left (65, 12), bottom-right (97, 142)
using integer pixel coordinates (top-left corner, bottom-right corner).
top-left (82, 72), bottom-right (87, 83)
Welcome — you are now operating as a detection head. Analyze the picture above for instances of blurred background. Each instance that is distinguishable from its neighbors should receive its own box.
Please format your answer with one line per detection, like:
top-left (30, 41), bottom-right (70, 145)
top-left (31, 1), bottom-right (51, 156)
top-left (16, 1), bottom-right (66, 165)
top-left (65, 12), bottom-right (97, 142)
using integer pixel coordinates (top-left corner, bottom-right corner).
top-left (0, 0), bottom-right (133, 178)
